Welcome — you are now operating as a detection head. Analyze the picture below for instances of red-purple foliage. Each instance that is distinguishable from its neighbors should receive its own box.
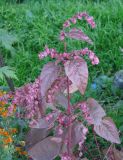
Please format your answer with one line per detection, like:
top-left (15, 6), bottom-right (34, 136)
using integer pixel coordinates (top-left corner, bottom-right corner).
top-left (12, 12), bottom-right (120, 160)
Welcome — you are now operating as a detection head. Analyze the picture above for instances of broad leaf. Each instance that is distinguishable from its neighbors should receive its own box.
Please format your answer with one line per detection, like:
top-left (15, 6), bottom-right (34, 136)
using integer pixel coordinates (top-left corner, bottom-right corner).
top-left (86, 98), bottom-right (106, 125)
top-left (71, 122), bottom-right (87, 147)
top-left (66, 28), bottom-right (93, 44)
top-left (104, 147), bottom-right (123, 160)
top-left (33, 111), bottom-right (60, 129)
top-left (55, 93), bottom-right (68, 109)
top-left (40, 62), bottom-right (61, 97)
top-left (26, 112), bottom-right (60, 150)
top-left (69, 83), bottom-right (78, 93)
top-left (94, 117), bottom-right (121, 144)
top-left (28, 136), bottom-right (61, 160)
top-left (64, 58), bottom-right (88, 95)
top-left (26, 128), bottom-right (49, 150)
top-left (64, 83), bottom-right (78, 94)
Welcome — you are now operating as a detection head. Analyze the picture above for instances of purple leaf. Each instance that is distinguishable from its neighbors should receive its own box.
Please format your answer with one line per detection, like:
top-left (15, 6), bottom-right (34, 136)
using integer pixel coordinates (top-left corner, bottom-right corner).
top-left (64, 83), bottom-right (78, 94)
top-left (40, 62), bottom-right (61, 97)
top-left (25, 128), bottom-right (49, 150)
top-left (64, 58), bottom-right (88, 95)
top-left (86, 98), bottom-right (106, 125)
top-left (71, 122), bottom-right (87, 147)
top-left (55, 93), bottom-right (68, 109)
top-left (28, 136), bottom-right (61, 160)
top-left (66, 28), bottom-right (93, 44)
top-left (33, 111), bottom-right (60, 129)
top-left (25, 112), bottom-right (60, 150)
top-left (94, 117), bottom-right (121, 144)
top-left (104, 147), bottom-right (123, 160)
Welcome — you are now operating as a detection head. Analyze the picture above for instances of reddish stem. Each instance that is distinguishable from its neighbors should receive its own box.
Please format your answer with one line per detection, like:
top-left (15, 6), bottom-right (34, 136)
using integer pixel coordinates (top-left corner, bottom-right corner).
top-left (103, 144), bottom-right (113, 160)
top-left (68, 125), bottom-right (72, 156)
top-left (67, 77), bottom-right (71, 114)
top-left (93, 127), bottom-right (102, 160)
top-left (64, 41), bottom-right (72, 157)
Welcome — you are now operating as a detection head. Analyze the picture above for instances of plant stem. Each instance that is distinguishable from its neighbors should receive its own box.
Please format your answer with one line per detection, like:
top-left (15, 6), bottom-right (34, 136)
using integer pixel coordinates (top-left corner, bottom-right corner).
top-left (64, 41), bottom-right (72, 156)
top-left (67, 77), bottom-right (71, 114)
top-left (67, 77), bottom-right (72, 156)
top-left (38, 78), bottom-right (45, 117)
top-left (103, 144), bottom-right (113, 160)
top-left (93, 127), bottom-right (102, 160)
top-left (68, 125), bottom-right (72, 156)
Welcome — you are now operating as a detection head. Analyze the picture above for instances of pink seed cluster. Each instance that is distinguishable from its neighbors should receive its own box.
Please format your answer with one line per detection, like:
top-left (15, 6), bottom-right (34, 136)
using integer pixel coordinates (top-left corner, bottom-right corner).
top-left (79, 102), bottom-right (93, 125)
top-left (39, 47), bottom-right (99, 65)
top-left (12, 78), bottom-right (41, 124)
top-left (61, 153), bottom-right (72, 160)
top-left (57, 114), bottom-right (76, 128)
top-left (63, 12), bottom-right (96, 29)
top-left (78, 126), bottom-right (88, 151)
top-left (72, 48), bottom-right (99, 65)
top-left (46, 77), bottom-right (71, 103)
top-left (45, 113), bottom-right (53, 122)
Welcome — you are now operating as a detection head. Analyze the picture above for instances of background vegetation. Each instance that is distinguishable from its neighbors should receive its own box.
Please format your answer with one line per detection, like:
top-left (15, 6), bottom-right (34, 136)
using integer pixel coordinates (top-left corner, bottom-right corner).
top-left (0, 0), bottom-right (123, 157)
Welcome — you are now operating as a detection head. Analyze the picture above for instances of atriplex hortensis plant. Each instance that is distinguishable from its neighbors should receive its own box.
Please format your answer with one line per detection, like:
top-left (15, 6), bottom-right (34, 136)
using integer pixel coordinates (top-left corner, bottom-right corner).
top-left (12, 12), bottom-right (120, 160)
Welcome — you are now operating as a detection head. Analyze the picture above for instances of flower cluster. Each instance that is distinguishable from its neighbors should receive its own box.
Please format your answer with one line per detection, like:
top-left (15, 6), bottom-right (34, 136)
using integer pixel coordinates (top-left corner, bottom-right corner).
top-left (16, 146), bottom-right (27, 156)
top-left (72, 48), bottom-right (99, 65)
top-left (79, 102), bottom-right (93, 125)
top-left (39, 47), bottom-right (99, 65)
top-left (57, 114), bottom-right (76, 130)
top-left (0, 91), bottom-right (13, 102)
top-left (0, 91), bottom-right (16, 118)
top-left (78, 126), bottom-right (88, 151)
top-left (63, 12), bottom-right (96, 29)
top-left (61, 153), bottom-right (72, 160)
top-left (38, 46), bottom-right (58, 59)
top-left (0, 128), bottom-right (17, 145)
top-left (12, 78), bottom-right (41, 123)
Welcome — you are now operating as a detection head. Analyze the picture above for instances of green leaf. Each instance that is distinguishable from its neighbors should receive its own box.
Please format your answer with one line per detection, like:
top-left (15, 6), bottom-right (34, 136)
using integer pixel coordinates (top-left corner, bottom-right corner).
top-left (0, 29), bottom-right (18, 55)
top-left (0, 66), bottom-right (18, 81)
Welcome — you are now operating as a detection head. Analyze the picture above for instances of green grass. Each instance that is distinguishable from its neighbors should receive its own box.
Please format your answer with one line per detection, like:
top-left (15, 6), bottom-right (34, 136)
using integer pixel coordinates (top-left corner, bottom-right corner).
top-left (0, 0), bottom-right (123, 155)
top-left (0, 0), bottom-right (123, 86)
